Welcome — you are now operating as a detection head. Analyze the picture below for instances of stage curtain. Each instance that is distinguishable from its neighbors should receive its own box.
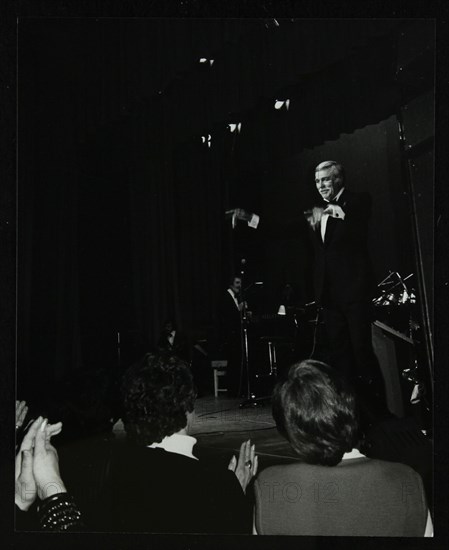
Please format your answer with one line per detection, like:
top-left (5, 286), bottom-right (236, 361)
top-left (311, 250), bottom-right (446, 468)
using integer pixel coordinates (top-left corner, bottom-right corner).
top-left (17, 18), bottom-right (418, 394)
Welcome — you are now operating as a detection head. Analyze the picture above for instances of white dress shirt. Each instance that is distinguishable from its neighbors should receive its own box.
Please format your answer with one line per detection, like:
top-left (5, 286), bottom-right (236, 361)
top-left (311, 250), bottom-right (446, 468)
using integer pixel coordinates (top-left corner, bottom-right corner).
top-left (320, 186), bottom-right (346, 241)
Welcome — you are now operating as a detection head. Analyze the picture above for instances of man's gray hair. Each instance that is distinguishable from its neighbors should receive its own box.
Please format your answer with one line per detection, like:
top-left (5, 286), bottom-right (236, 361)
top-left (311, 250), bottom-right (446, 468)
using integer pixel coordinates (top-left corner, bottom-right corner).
top-left (315, 160), bottom-right (345, 183)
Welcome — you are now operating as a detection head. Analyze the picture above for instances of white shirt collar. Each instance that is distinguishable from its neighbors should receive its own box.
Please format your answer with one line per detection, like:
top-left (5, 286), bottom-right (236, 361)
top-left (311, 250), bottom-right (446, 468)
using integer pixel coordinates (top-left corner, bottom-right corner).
top-left (228, 287), bottom-right (236, 298)
top-left (324, 186), bottom-right (345, 203)
top-left (148, 433), bottom-right (198, 460)
top-left (227, 288), bottom-right (240, 308)
top-left (341, 448), bottom-right (366, 460)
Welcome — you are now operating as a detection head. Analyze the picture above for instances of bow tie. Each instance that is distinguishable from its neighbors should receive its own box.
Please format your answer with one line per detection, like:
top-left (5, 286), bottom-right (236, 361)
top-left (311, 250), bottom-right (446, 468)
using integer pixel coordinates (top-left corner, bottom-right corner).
top-left (326, 196), bottom-right (341, 205)
top-left (318, 199), bottom-right (338, 208)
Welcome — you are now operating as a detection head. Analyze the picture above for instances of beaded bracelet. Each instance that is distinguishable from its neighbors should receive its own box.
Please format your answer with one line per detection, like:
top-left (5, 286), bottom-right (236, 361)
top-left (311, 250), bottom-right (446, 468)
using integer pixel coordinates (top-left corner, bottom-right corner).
top-left (38, 493), bottom-right (83, 531)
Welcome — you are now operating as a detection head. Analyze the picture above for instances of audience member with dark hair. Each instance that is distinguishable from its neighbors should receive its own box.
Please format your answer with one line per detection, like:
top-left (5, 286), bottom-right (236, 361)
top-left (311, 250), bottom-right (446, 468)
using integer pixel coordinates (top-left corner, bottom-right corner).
top-left (254, 360), bottom-right (432, 536)
top-left (106, 352), bottom-right (257, 533)
top-left (272, 360), bottom-right (359, 466)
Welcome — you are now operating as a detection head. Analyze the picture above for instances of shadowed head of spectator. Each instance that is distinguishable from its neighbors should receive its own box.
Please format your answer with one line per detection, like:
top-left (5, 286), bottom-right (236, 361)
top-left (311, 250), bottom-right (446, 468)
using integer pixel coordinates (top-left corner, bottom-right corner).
top-left (272, 359), bottom-right (359, 466)
top-left (121, 352), bottom-right (196, 446)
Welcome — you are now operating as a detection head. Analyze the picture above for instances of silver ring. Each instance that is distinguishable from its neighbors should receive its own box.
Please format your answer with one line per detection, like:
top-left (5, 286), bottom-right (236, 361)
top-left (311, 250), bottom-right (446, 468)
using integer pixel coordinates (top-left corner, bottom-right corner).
top-left (245, 460), bottom-right (252, 468)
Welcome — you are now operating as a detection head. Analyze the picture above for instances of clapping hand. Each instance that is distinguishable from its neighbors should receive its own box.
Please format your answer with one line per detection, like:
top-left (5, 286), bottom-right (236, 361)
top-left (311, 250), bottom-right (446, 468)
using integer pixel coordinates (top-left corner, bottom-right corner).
top-left (16, 400), bottom-right (28, 431)
top-left (15, 417), bottom-right (65, 511)
top-left (228, 439), bottom-right (258, 494)
top-left (15, 417), bottom-right (38, 511)
top-left (33, 418), bottom-right (66, 500)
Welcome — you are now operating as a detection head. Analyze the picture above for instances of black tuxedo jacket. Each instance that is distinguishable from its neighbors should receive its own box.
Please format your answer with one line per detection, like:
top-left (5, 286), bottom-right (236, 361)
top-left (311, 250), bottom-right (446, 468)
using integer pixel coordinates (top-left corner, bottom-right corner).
top-left (218, 290), bottom-right (242, 343)
top-left (311, 189), bottom-right (375, 304)
top-left (259, 189), bottom-right (375, 305)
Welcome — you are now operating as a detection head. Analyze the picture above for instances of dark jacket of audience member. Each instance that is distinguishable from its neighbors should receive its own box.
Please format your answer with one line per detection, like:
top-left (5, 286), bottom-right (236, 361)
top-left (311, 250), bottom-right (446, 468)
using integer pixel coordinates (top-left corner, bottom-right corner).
top-left (105, 352), bottom-right (251, 533)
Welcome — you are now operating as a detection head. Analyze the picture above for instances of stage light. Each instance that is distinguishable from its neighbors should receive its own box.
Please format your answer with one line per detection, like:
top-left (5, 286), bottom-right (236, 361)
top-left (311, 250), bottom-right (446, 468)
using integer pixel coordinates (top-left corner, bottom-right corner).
top-left (227, 122), bottom-right (242, 134)
top-left (201, 134), bottom-right (212, 148)
top-left (264, 18), bottom-right (280, 29)
top-left (277, 305), bottom-right (286, 316)
top-left (199, 58), bottom-right (214, 67)
top-left (274, 99), bottom-right (291, 111)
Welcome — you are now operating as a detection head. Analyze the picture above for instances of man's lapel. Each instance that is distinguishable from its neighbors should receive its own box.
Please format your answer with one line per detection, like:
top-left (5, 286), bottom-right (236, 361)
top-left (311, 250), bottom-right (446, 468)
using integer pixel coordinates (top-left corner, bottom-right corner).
top-left (324, 216), bottom-right (336, 246)
top-left (323, 190), bottom-right (347, 246)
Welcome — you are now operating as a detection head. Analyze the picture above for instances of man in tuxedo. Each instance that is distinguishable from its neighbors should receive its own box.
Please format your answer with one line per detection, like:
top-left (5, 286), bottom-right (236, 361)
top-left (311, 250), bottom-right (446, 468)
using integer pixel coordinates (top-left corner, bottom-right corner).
top-left (218, 276), bottom-right (244, 396)
top-left (304, 161), bottom-right (379, 385)
top-left (231, 161), bottom-right (385, 411)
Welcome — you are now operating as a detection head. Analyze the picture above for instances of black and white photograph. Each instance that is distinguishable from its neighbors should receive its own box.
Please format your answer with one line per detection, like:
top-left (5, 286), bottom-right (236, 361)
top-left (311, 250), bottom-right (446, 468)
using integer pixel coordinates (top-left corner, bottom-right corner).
top-left (2, 2), bottom-right (447, 548)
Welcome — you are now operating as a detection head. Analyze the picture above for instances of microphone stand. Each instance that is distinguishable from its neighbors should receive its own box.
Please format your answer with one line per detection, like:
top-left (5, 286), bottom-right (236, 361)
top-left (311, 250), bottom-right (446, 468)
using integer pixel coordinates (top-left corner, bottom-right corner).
top-left (240, 281), bottom-right (263, 391)
top-left (239, 263), bottom-right (272, 409)
top-left (224, 214), bottom-right (269, 406)
top-left (238, 261), bottom-right (251, 400)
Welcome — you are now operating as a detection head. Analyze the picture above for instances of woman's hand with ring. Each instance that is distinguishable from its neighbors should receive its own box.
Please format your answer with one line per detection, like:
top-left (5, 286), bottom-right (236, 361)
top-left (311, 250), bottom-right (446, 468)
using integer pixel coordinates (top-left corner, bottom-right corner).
top-left (228, 439), bottom-right (258, 494)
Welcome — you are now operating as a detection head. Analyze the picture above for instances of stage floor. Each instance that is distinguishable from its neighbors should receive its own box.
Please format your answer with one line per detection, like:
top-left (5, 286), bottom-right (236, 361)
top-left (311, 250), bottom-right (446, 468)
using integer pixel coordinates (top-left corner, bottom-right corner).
top-left (191, 395), bottom-right (299, 470)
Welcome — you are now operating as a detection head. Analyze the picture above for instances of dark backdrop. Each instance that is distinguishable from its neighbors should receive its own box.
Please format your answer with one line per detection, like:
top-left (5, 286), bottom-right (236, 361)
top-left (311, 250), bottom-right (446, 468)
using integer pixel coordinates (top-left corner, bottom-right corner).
top-left (16, 18), bottom-right (434, 402)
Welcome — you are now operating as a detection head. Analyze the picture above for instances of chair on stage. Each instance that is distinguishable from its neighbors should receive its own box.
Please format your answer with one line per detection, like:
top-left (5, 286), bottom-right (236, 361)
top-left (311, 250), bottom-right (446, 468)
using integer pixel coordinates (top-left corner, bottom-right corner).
top-left (211, 359), bottom-right (228, 397)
